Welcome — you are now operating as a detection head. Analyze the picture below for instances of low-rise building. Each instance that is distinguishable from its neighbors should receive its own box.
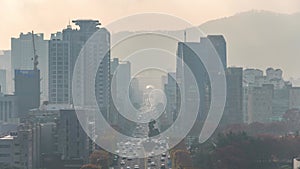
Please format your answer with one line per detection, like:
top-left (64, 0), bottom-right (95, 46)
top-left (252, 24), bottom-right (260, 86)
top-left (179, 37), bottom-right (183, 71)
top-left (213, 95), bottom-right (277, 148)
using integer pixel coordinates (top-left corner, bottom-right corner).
top-left (0, 131), bottom-right (26, 168)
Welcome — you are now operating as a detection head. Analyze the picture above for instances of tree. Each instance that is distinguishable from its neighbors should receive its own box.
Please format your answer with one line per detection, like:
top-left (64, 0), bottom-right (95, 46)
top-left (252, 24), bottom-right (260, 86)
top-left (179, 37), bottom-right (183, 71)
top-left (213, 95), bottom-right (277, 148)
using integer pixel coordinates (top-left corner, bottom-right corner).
top-left (148, 119), bottom-right (160, 137)
top-left (191, 132), bottom-right (281, 169)
top-left (89, 150), bottom-right (113, 169)
top-left (80, 164), bottom-right (100, 169)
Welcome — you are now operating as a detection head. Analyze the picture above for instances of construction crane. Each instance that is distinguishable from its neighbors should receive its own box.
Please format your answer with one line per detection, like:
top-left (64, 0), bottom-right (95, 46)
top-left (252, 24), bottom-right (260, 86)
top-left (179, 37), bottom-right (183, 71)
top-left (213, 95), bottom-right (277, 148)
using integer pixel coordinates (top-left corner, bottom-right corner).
top-left (31, 30), bottom-right (38, 70)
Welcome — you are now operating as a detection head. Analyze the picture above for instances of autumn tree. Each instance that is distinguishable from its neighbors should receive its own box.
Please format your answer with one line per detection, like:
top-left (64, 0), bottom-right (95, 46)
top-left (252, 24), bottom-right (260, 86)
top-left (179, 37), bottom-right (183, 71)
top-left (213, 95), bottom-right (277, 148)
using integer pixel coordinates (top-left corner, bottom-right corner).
top-left (80, 164), bottom-right (100, 169)
top-left (89, 150), bottom-right (113, 169)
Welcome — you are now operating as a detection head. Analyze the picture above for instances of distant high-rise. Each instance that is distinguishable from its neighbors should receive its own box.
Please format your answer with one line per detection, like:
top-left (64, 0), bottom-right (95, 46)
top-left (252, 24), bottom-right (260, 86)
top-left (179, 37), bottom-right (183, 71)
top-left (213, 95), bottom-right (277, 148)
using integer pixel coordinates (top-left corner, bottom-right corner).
top-left (243, 68), bottom-right (288, 89)
top-left (222, 67), bottom-right (243, 126)
top-left (129, 77), bottom-right (142, 108)
top-left (110, 58), bottom-right (131, 124)
top-left (11, 32), bottom-right (48, 101)
top-left (0, 50), bottom-right (12, 93)
top-left (14, 69), bottom-right (40, 119)
top-left (273, 87), bottom-right (290, 120)
top-left (246, 84), bottom-right (274, 123)
top-left (0, 69), bottom-right (7, 94)
top-left (243, 68), bottom-right (293, 123)
top-left (162, 72), bottom-right (177, 130)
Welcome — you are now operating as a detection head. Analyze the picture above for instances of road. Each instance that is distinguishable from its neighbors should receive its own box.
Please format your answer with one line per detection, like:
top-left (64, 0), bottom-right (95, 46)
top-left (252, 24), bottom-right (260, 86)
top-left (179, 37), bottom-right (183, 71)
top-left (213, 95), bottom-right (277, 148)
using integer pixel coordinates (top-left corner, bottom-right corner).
top-left (113, 116), bottom-right (171, 169)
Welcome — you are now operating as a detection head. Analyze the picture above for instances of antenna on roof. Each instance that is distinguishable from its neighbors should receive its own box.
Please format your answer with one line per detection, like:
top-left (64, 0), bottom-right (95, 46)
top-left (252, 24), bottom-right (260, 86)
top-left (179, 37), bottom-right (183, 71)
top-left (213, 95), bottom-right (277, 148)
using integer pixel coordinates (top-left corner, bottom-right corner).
top-left (67, 19), bottom-right (72, 29)
top-left (184, 30), bottom-right (187, 42)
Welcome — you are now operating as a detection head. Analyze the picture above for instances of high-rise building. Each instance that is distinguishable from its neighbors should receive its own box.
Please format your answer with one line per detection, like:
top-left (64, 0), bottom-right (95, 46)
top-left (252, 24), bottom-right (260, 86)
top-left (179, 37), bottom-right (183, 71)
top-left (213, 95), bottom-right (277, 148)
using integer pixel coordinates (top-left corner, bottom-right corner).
top-left (162, 72), bottom-right (177, 130)
top-left (11, 32), bottom-right (48, 101)
top-left (28, 104), bottom-right (72, 169)
top-left (110, 58), bottom-right (131, 124)
top-left (14, 69), bottom-right (40, 120)
top-left (129, 77), bottom-right (142, 109)
top-left (272, 87), bottom-right (291, 121)
top-left (176, 42), bottom-right (208, 119)
top-left (48, 35), bottom-right (71, 104)
top-left (247, 84), bottom-right (274, 123)
top-left (0, 92), bottom-right (18, 123)
top-left (57, 109), bottom-right (91, 164)
top-left (71, 21), bottom-right (111, 119)
top-left (207, 35), bottom-right (227, 69)
top-left (222, 67), bottom-right (243, 126)
top-left (14, 125), bottom-right (33, 169)
top-left (289, 87), bottom-right (300, 109)
top-left (94, 28), bottom-right (111, 125)
top-left (49, 20), bottom-right (111, 118)
top-left (176, 35), bottom-right (227, 135)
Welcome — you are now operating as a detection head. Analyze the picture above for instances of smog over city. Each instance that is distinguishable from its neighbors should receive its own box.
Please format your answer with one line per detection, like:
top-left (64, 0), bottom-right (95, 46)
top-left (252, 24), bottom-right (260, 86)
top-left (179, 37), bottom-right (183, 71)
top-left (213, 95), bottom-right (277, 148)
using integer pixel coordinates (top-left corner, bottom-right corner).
top-left (0, 1), bottom-right (300, 169)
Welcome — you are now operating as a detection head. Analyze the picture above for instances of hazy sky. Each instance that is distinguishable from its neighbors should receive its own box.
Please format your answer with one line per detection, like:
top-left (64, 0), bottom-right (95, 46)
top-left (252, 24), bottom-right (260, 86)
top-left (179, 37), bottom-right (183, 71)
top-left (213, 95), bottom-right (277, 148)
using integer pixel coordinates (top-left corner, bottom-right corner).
top-left (0, 0), bottom-right (300, 49)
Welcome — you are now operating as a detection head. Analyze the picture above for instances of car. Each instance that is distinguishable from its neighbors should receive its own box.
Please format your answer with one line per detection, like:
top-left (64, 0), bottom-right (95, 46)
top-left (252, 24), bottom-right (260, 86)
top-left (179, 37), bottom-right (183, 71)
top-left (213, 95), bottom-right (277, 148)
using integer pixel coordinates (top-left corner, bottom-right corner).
top-left (167, 155), bottom-right (170, 159)
top-left (160, 157), bottom-right (165, 162)
top-left (147, 158), bottom-right (151, 163)
top-left (113, 156), bottom-right (118, 162)
top-left (126, 166), bottom-right (131, 169)
top-left (127, 157), bottom-right (133, 161)
top-left (150, 161), bottom-right (156, 166)
top-left (134, 164), bottom-right (139, 169)
top-left (120, 160), bottom-right (125, 165)
top-left (162, 152), bottom-right (166, 157)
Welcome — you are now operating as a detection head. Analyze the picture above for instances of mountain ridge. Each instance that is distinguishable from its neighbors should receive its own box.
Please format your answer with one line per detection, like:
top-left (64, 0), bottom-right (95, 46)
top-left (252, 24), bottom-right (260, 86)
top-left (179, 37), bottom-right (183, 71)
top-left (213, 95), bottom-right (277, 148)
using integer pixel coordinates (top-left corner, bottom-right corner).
top-left (199, 10), bottom-right (300, 79)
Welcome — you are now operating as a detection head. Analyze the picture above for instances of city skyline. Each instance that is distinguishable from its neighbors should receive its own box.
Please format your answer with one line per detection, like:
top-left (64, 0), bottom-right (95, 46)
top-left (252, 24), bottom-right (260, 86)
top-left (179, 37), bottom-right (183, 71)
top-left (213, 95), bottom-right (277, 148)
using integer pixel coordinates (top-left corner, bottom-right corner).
top-left (0, 3), bottom-right (300, 168)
